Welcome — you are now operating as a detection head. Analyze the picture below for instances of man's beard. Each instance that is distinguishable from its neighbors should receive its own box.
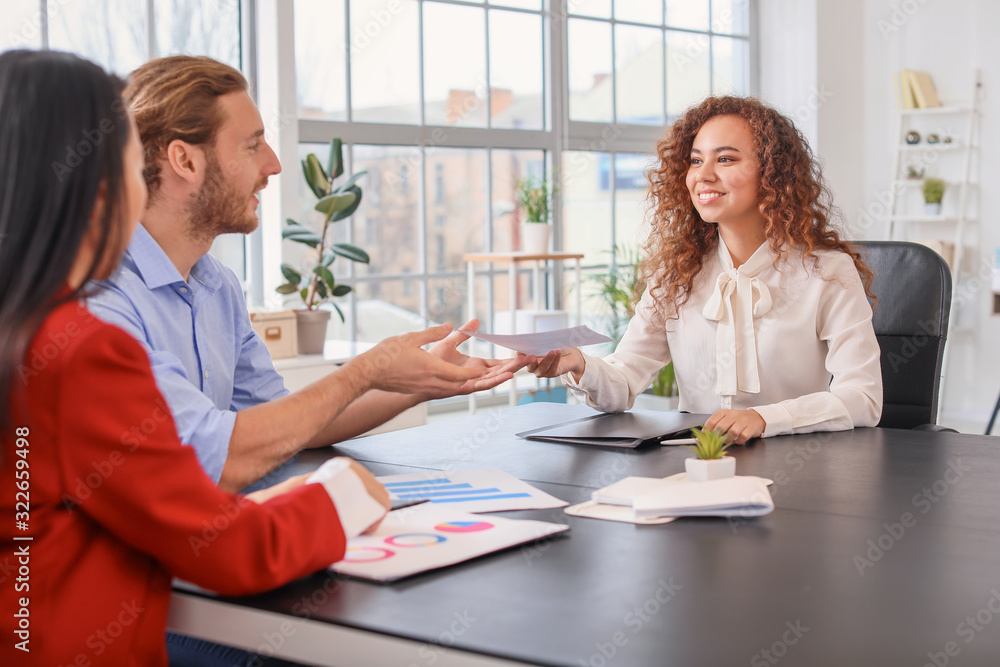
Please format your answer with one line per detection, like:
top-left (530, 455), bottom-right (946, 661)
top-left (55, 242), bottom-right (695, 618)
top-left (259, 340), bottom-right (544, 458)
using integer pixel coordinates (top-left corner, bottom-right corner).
top-left (185, 149), bottom-right (265, 242)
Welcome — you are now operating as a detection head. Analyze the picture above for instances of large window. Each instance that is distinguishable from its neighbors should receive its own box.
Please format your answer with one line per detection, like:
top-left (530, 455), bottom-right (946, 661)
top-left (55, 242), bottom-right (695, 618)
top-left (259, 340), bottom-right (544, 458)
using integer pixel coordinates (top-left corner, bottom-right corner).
top-left (2, 0), bottom-right (246, 277)
top-left (7, 0), bottom-right (753, 345)
top-left (291, 0), bottom-right (752, 344)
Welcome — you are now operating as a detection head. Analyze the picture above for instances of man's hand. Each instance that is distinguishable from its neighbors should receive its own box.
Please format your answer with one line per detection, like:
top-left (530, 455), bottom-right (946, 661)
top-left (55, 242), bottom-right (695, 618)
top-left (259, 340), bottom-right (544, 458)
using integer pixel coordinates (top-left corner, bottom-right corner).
top-left (522, 347), bottom-right (585, 382)
top-left (704, 409), bottom-right (766, 445)
top-left (353, 323), bottom-right (484, 396)
top-left (428, 319), bottom-right (533, 395)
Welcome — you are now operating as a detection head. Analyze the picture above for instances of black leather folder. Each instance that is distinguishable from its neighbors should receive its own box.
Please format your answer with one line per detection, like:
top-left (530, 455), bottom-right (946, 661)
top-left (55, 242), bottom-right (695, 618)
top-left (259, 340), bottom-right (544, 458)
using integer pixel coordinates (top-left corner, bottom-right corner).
top-left (516, 409), bottom-right (711, 449)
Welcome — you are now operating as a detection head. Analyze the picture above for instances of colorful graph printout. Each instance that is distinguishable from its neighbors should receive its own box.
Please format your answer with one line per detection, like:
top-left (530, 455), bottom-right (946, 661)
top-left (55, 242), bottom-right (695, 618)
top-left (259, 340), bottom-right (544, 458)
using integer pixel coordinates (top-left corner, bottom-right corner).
top-left (435, 521), bottom-right (494, 533)
top-left (379, 468), bottom-right (568, 514)
top-left (330, 505), bottom-right (569, 582)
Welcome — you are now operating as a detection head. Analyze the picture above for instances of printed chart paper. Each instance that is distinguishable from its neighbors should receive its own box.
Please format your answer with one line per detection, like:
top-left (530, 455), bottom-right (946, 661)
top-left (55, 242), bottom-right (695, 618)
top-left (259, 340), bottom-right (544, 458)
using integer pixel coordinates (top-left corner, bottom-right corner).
top-left (464, 325), bottom-right (612, 356)
top-left (378, 468), bottom-right (569, 514)
top-left (330, 505), bottom-right (569, 582)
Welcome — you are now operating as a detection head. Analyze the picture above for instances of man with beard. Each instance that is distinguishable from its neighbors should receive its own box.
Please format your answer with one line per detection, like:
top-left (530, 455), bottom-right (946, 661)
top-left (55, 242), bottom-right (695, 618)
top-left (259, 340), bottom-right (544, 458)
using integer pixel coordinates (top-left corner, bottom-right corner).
top-left (89, 56), bottom-right (523, 495)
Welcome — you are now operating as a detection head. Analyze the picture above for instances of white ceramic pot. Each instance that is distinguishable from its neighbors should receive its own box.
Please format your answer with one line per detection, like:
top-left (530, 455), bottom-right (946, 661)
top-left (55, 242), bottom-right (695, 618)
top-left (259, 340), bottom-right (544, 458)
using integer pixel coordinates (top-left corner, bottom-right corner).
top-left (685, 456), bottom-right (736, 482)
top-left (924, 202), bottom-right (942, 216)
top-left (295, 309), bottom-right (331, 355)
top-left (521, 222), bottom-right (551, 255)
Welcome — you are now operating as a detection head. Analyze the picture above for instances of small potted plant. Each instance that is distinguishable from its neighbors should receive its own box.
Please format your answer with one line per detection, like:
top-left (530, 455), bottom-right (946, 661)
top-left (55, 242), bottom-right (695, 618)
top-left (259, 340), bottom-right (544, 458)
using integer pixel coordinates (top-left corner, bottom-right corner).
top-left (515, 174), bottom-right (555, 255)
top-left (277, 138), bottom-right (370, 354)
top-left (922, 178), bottom-right (945, 216)
top-left (684, 427), bottom-right (735, 482)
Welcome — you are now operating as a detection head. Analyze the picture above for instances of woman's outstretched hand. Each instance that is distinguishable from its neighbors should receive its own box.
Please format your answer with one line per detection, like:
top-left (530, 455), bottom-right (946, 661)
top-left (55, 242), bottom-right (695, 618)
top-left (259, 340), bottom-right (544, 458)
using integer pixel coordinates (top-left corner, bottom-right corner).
top-left (520, 347), bottom-right (586, 382)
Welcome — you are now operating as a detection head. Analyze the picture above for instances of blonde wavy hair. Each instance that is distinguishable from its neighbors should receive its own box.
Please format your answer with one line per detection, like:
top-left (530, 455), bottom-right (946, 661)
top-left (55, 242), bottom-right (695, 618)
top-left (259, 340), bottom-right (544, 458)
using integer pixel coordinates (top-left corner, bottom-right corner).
top-left (638, 96), bottom-right (873, 323)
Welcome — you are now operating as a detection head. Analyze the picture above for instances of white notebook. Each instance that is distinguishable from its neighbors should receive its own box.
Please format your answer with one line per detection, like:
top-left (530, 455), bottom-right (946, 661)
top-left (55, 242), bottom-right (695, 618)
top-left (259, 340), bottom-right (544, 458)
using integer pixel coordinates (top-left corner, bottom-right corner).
top-left (632, 476), bottom-right (774, 518)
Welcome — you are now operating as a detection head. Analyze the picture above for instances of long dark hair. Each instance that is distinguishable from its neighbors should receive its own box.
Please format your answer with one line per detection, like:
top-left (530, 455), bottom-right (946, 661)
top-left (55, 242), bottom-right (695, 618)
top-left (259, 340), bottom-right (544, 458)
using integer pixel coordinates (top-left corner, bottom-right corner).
top-left (0, 50), bottom-right (129, 433)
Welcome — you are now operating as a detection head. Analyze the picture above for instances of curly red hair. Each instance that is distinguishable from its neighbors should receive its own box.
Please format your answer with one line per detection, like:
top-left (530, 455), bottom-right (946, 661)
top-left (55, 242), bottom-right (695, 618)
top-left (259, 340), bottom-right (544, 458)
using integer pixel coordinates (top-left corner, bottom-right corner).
top-left (638, 96), bottom-right (873, 322)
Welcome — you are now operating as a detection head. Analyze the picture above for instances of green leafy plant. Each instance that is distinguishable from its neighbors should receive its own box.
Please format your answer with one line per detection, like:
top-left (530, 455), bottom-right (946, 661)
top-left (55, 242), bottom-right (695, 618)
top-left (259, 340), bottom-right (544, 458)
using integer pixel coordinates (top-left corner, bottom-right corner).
top-left (276, 138), bottom-right (370, 321)
top-left (588, 244), bottom-right (676, 397)
top-left (515, 174), bottom-right (554, 224)
top-left (922, 178), bottom-right (945, 204)
top-left (684, 426), bottom-right (732, 460)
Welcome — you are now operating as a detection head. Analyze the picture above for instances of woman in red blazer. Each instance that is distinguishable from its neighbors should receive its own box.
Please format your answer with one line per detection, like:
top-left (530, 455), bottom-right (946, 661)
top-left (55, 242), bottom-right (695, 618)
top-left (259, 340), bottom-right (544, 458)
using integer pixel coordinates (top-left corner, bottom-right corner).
top-left (0, 50), bottom-right (389, 666)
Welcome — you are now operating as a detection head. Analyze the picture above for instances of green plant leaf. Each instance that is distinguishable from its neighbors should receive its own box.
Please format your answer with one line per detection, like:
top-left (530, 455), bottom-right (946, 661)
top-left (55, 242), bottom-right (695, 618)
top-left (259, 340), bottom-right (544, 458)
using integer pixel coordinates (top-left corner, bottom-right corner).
top-left (321, 251), bottom-right (335, 267)
top-left (330, 184), bottom-right (363, 222)
top-left (314, 191), bottom-right (357, 218)
top-left (330, 243), bottom-right (370, 263)
top-left (299, 287), bottom-right (308, 303)
top-left (331, 301), bottom-right (345, 323)
top-left (315, 279), bottom-right (329, 299)
top-left (336, 170), bottom-right (368, 192)
top-left (301, 155), bottom-right (329, 199)
top-left (314, 265), bottom-right (335, 291)
top-left (279, 263), bottom-right (301, 284)
top-left (327, 138), bottom-right (344, 180)
top-left (281, 226), bottom-right (321, 248)
top-left (275, 283), bottom-right (299, 295)
top-left (331, 284), bottom-right (351, 297)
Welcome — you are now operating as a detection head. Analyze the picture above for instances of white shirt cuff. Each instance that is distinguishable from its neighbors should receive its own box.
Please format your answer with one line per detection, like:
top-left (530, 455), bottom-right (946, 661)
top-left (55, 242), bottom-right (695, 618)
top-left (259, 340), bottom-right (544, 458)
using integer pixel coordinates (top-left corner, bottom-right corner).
top-left (751, 404), bottom-right (793, 438)
top-left (306, 458), bottom-right (386, 540)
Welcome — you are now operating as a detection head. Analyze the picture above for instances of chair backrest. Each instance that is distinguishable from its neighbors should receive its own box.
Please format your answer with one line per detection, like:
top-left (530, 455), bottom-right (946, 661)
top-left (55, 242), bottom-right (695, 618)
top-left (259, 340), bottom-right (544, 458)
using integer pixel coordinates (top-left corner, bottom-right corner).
top-left (855, 241), bottom-right (952, 429)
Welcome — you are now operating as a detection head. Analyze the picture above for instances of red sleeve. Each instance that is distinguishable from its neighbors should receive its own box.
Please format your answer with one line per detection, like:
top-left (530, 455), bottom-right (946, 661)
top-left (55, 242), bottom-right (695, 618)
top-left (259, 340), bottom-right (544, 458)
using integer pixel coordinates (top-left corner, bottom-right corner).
top-left (56, 323), bottom-right (346, 595)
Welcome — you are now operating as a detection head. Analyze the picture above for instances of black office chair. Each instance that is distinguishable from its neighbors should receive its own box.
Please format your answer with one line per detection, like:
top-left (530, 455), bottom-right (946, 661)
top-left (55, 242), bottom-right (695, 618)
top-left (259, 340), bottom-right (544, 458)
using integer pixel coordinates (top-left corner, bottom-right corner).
top-left (855, 241), bottom-right (954, 431)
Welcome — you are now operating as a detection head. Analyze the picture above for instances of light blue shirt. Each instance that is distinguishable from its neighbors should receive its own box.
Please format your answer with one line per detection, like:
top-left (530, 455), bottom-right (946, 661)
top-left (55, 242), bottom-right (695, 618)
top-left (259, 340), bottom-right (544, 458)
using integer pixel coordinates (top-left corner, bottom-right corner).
top-left (88, 225), bottom-right (289, 482)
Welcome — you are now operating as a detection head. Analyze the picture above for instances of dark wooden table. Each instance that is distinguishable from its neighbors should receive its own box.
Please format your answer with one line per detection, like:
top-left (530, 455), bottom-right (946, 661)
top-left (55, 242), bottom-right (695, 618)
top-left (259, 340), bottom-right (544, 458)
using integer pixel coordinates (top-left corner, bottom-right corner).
top-left (169, 403), bottom-right (1000, 666)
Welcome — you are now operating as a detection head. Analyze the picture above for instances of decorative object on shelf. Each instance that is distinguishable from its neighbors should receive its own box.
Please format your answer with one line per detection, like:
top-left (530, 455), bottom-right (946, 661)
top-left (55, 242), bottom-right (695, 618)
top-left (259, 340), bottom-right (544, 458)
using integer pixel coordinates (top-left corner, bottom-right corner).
top-left (515, 174), bottom-right (556, 255)
top-left (922, 178), bottom-right (945, 216)
top-left (906, 164), bottom-right (925, 180)
top-left (276, 138), bottom-right (370, 354)
top-left (905, 130), bottom-right (921, 145)
top-left (926, 133), bottom-right (941, 144)
top-left (943, 136), bottom-right (954, 144)
top-left (683, 427), bottom-right (735, 482)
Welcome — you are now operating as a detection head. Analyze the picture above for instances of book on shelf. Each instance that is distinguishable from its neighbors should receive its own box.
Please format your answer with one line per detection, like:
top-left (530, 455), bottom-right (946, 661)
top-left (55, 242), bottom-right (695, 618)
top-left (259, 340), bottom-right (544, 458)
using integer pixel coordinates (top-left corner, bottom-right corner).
top-left (895, 69), bottom-right (941, 109)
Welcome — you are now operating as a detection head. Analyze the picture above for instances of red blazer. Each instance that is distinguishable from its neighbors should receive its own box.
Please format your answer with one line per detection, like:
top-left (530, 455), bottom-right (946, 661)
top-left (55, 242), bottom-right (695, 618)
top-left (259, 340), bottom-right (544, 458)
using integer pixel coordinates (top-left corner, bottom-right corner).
top-left (0, 300), bottom-right (346, 666)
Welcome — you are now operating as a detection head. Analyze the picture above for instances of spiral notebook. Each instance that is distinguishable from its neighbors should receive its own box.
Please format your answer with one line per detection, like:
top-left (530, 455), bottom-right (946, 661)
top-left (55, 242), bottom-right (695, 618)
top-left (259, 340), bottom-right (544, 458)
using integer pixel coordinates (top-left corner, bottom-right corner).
top-left (516, 409), bottom-right (711, 449)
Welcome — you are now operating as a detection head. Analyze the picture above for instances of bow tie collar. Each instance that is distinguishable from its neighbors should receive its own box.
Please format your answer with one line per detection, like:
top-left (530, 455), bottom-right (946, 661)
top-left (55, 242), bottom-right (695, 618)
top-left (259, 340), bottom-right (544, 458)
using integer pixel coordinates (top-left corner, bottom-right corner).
top-left (701, 237), bottom-right (776, 397)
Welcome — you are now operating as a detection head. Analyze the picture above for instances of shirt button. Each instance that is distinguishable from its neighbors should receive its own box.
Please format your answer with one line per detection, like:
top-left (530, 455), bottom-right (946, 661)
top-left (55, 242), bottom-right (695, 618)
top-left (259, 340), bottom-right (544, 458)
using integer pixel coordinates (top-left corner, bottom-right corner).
top-left (203, 370), bottom-right (209, 379)
top-left (179, 286), bottom-right (188, 293)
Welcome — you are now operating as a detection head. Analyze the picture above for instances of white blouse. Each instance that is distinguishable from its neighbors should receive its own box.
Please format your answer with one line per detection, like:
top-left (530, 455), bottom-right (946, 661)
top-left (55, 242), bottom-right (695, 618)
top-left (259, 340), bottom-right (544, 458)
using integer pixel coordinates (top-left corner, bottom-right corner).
top-left (564, 234), bottom-right (883, 437)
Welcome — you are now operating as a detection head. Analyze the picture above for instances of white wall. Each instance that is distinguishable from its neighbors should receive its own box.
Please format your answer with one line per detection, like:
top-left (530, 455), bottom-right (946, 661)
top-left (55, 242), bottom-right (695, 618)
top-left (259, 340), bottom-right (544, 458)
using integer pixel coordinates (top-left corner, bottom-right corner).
top-left (760, 0), bottom-right (998, 431)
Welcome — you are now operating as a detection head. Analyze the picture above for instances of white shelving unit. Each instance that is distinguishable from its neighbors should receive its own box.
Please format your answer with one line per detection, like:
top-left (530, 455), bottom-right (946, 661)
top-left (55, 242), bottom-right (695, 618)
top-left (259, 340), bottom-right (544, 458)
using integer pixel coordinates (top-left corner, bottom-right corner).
top-left (885, 72), bottom-right (982, 285)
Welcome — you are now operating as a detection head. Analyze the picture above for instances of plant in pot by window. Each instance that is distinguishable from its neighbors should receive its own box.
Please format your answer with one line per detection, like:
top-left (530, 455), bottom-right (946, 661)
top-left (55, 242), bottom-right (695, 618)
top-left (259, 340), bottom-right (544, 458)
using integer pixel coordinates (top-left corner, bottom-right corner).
top-left (589, 245), bottom-right (677, 406)
top-left (276, 138), bottom-right (370, 354)
top-left (922, 178), bottom-right (945, 216)
top-left (515, 174), bottom-right (555, 255)
top-left (684, 427), bottom-right (735, 482)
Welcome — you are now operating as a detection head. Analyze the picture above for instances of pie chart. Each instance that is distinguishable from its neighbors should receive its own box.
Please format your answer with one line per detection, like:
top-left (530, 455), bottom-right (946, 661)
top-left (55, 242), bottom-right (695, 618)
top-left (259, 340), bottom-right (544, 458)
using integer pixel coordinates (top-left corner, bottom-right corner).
top-left (344, 547), bottom-right (394, 563)
top-left (435, 520), bottom-right (495, 533)
top-left (384, 533), bottom-right (447, 547)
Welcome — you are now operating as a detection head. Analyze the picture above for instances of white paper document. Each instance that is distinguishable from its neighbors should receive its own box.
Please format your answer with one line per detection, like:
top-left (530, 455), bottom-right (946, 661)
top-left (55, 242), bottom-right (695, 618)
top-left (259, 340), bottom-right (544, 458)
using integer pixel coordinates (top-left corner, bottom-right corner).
top-left (378, 468), bottom-right (569, 514)
top-left (464, 325), bottom-right (612, 356)
top-left (330, 505), bottom-right (569, 582)
top-left (632, 476), bottom-right (775, 518)
top-left (564, 500), bottom-right (676, 525)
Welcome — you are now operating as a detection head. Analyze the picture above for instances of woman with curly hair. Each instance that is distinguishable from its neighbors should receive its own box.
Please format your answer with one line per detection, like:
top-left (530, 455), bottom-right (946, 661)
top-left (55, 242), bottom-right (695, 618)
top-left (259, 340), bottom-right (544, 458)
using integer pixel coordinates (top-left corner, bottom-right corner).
top-left (528, 96), bottom-right (882, 443)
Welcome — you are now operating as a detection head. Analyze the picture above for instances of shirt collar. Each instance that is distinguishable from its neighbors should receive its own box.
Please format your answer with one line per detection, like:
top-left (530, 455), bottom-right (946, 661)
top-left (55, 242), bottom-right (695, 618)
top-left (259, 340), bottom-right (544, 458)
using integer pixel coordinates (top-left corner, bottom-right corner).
top-left (716, 232), bottom-right (777, 276)
top-left (126, 224), bottom-right (222, 292)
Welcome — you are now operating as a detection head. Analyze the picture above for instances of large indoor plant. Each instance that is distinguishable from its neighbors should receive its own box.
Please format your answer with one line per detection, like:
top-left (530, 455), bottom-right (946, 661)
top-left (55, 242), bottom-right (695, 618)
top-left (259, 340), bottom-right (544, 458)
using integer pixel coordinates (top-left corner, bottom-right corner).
top-left (590, 245), bottom-right (677, 406)
top-left (277, 138), bottom-right (370, 354)
top-left (515, 174), bottom-right (554, 254)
